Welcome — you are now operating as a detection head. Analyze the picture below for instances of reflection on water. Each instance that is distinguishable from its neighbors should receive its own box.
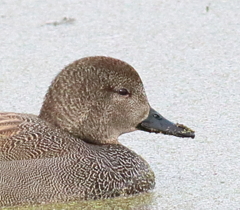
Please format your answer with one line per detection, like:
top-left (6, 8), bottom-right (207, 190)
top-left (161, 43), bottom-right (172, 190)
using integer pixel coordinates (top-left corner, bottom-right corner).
top-left (2, 192), bottom-right (157, 210)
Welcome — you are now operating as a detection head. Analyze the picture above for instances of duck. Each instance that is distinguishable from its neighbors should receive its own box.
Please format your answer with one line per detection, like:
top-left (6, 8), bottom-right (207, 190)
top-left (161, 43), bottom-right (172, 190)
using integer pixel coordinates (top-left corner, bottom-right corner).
top-left (0, 56), bottom-right (195, 206)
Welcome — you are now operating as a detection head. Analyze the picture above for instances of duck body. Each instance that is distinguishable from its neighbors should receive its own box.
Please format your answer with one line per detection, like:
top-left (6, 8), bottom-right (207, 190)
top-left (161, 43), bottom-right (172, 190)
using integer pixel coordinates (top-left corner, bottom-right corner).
top-left (0, 56), bottom-right (194, 206)
top-left (0, 123), bottom-right (154, 206)
top-left (0, 113), bottom-right (154, 206)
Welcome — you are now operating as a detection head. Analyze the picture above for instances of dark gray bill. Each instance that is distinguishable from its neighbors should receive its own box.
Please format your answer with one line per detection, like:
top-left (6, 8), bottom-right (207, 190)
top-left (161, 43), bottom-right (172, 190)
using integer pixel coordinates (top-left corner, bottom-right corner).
top-left (137, 107), bottom-right (195, 138)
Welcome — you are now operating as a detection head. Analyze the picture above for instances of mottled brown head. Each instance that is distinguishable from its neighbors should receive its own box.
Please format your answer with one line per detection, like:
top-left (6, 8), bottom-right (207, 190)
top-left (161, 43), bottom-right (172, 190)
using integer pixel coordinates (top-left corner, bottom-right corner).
top-left (39, 56), bottom-right (150, 144)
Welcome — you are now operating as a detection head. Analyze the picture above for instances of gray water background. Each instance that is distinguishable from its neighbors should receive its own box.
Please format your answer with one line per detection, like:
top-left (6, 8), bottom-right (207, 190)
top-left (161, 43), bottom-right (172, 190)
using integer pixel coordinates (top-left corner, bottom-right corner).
top-left (0, 0), bottom-right (240, 209)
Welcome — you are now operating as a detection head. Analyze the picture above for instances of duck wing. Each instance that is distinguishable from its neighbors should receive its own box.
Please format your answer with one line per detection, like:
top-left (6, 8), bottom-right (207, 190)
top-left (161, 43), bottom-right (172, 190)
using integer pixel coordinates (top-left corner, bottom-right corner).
top-left (0, 113), bottom-right (81, 161)
top-left (0, 112), bottom-right (23, 140)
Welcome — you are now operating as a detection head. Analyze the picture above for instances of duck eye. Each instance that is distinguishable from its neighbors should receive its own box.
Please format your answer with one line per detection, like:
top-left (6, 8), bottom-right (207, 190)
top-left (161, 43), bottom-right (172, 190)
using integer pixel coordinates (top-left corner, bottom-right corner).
top-left (118, 88), bottom-right (129, 96)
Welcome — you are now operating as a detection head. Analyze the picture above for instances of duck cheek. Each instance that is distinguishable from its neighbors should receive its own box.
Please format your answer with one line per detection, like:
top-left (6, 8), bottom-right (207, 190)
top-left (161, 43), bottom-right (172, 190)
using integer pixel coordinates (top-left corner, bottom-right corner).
top-left (131, 105), bottom-right (150, 126)
top-left (140, 105), bottom-right (151, 122)
top-left (122, 109), bottom-right (148, 132)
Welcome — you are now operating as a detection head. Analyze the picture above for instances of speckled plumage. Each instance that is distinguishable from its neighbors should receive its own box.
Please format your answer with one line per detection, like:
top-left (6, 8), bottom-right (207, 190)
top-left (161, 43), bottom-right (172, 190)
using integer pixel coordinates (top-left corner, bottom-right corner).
top-left (0, 56), bottom-right (194, 207)
top-left (0, 57), bottom-right (155, 206)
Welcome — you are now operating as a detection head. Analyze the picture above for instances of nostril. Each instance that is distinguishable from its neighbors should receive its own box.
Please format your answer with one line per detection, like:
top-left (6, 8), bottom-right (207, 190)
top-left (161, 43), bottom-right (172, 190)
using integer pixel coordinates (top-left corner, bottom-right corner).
top-left (153, 114), bottom-right (163, 120)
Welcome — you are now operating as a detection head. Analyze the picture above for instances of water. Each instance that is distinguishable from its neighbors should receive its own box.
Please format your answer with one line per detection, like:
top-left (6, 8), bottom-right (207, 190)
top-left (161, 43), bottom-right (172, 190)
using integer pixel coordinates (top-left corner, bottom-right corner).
top-left (1, 0), bottom-right (240, 209)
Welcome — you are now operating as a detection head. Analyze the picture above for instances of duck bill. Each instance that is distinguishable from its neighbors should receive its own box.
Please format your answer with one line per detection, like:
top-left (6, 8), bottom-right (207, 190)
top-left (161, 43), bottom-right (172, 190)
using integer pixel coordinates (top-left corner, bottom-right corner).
top-left (137, 107), bottom-right (195, 138)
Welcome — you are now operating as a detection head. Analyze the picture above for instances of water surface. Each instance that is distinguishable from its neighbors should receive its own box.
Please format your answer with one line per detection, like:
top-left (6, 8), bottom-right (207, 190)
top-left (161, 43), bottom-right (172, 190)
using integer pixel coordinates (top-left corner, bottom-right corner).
top-left (0, 0), bottom-right (239, 209)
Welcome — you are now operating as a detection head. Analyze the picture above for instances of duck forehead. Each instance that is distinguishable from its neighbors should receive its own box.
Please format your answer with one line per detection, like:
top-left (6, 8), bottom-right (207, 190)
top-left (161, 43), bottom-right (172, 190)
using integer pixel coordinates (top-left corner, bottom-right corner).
top-left (104, 69), bottom-right (143, 89)
top-left (59, 56), bottom-right (145, 95)
top-left (81, 56), bottom-right (142, 80)
top-left (92, 59), bottom-right (143, 88)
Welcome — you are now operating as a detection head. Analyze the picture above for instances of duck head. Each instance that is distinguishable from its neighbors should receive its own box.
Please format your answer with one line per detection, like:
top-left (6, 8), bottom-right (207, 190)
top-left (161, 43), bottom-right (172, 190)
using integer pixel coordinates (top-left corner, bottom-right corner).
top-left (39, 56), bottom-right (194, 144)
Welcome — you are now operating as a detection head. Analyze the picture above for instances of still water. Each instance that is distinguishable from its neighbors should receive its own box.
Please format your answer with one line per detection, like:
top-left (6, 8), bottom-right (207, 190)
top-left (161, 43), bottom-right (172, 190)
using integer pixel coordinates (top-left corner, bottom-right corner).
top-left (1, 0), bottom-right (240, 209)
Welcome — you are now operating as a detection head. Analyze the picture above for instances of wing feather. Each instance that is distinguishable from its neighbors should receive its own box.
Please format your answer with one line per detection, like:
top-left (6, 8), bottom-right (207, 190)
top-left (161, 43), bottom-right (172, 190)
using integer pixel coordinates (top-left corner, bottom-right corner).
top-left (0, 113), bottom-right (23, 139)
